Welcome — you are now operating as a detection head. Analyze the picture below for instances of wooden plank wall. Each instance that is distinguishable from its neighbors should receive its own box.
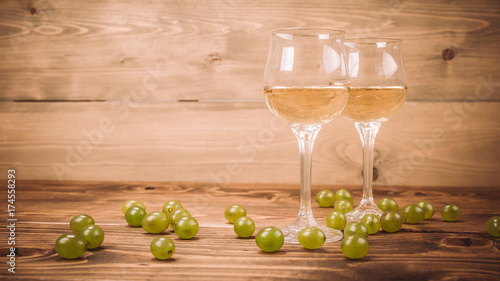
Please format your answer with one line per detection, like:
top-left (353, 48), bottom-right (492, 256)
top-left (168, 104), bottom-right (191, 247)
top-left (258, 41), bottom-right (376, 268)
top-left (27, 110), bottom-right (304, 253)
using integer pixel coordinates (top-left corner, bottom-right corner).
top-left (0, 0), bottom-right (499, 187)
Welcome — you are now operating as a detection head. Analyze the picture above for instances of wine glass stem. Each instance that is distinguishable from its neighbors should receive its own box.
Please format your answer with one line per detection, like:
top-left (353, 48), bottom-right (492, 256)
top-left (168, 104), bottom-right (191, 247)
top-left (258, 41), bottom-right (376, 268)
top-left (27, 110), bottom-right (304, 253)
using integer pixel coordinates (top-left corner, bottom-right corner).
top-left (291, 124), bottom-right (321, 221)
top-left (355, 122), bottom-right (381, 203)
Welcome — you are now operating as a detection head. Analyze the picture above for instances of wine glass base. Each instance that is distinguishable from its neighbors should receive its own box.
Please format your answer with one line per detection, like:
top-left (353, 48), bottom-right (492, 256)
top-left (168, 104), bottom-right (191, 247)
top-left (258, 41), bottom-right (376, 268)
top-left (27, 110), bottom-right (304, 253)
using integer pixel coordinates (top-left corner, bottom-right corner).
top-left (281, 217), bottom-right (343, 244)
top-left (345, 199), bottom-right (384, 223)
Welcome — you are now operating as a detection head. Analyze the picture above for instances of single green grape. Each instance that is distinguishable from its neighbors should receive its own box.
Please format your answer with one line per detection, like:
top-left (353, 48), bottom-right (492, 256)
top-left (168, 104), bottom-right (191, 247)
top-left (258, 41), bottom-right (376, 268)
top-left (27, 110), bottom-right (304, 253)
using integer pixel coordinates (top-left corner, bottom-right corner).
top-left (441, 204), bottom-right (461, 221)
top-left (80, 224), bottom-right (105, 249)
top-left (298, 227), bottom-right (325, 250)
top-left (174, 216), bottom-right (199, 239)
top-left (150, 237), bottom-right (175, 260)
top-left (416, 201), bottom-right (434, 220)
top-left (380, 211), bottom-right (403, 233)
top-left (168, 208), bottom-right (191, 228)
top-left (340, 234), bottom-right (369, 259)
top-left (316, 190), bottom-right (335, 207)
top-left (234, 216), bottom-right (255, 238)
top-left (162, 200), bottom-right (183, 216)
top-left (400, 204), bottom-right (425, 224)
top-left (142, 212), bottom-right (169, 234)
top-left (344, 222), bottom-right (368, 238)
top-left (255, 226), bottom-right (284, 253)
top-left (326, 211), bottom-right (347, 230)
top-left (125, 206), bottom-right (147, 227)
top-left (224, 204), bottom-right (247, 223)
top-left (360, 214), bottom-right (381, 235)
top-left (334, 199), bottom-right (353, 214)
top-left (335, 189), bottom-right (353, 204)
top-left (70, 214), bottom-right (95, 234)
top-left (121, 199), bottom-right (146, 214)
top-left (486, 216), bottom-right (500, 237)
top-left (378, 198), bottom-right (399, 212)
top-left (54, 233), bottom-right (87, 259)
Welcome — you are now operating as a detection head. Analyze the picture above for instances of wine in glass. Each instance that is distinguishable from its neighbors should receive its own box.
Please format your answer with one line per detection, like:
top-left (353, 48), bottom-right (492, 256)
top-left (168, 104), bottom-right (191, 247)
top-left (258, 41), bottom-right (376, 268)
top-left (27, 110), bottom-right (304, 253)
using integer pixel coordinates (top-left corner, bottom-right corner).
top-left (263, 28), bottom-right (349, 243)
top-left (342, 38), bottom-right (407, 222)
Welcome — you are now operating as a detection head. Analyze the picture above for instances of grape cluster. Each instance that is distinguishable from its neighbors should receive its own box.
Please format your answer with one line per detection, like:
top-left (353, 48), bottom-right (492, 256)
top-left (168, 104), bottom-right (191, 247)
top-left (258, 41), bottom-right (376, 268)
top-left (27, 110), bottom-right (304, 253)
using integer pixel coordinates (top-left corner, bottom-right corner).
top-left (121, 199), bottom-right (199, 260)
top-left (224, 204), bottom-right (255, 238)
top-left (343, 198), bottom-right (470, 259)
top-left (375, 198), bottom-right (439, 232)
top-left (225, 204), bottom-right (256, 238)
top-left (316, 189), bottom-right (354, 213)
top-left (54, 214), bottom-right (105, 259)
top-left (314, 189), bottom-right (498, 259)
top-left (341, 221), bottom-right (369, 259)
top-left (224, 204), bottom-right (289, 252)
top-left (226, 204), bottom-right (327, 252)
top-left (317, 190), bottom-right (375, 259)
top-left (320, 189), bottom-right (352, 231)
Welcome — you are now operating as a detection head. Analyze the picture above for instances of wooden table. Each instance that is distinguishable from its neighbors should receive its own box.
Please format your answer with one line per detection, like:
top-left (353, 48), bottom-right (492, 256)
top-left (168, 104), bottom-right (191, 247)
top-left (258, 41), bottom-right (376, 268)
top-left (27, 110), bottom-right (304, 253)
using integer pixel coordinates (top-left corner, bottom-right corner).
top-left (2, 181), bottom-right (499, 280)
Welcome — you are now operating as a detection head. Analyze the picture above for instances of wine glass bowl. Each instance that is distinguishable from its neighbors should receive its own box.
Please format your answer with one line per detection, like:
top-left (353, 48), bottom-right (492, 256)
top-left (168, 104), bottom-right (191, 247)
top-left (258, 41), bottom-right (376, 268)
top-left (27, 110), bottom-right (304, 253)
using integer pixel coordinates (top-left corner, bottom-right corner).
top-left (342, 38), bottom-right (407, 222)
top-left (263, 28), bottom-right (349, 243)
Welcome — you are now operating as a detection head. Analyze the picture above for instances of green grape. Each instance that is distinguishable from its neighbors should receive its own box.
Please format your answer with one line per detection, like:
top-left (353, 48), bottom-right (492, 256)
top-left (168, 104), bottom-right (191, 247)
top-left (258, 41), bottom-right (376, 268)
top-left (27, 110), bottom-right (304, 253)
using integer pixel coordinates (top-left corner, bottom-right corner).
top-left (486, 216), bottom-right (500, 237)
top-left (326, 211), bottom-right (347, 230)
top-left (335, 189), bottom-right (353, 203)
top-left (80, 224), bottom-right (105, 249)
top-left (441, 204), bottom-right (461, 221)
top-left (150, 237), bottom-right (175, 260)
top-left (54, 233), bottom-right (87, 259)
top-left (316, 190), bottom-right (335, 207)
top-left (234, 216), bottom-right (255, 238)
top-left (224, 204), bottom-right (247, 223)
top-left (162, 200), bottom-right (183, 216)
top-left (142, 212), bottom-right (169, 234)
top-left (255, 226), bottom-right (284, 253)
top-left (380, 211), bottom-right (403, 233)
top-left (334, 199), bottom-right (353, 214)
top-left (168, 208), bottom-right (191, 228)
top-left (340, 234), bottom-right (369, 259)
top-left (416, 201), bottom-right (434, 220)
top-left (344, 222), bottom-right (368, 238)
top-left (174, 216), bottom-right (199, 239)
top-left (378, 198), bottom-right (399, 212)
top-left (360, 214), bottom-right (381, 235)
top-left (298, 227), bottom-right (325, 250)
top-left (121, 199), bottom-right (146, 214)
top-left (400, 204), bottom-right (425, 224)
top-left (70, 214), bottom-right (95, 234)
top-left (125, 206), bottom-right (147, 227)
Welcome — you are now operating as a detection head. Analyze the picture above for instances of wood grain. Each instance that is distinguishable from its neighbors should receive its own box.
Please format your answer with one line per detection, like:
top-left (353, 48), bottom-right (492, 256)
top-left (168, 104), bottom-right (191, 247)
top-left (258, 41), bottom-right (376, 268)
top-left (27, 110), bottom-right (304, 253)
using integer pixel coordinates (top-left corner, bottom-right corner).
top-left (1, 101), bottom-right (499, 187)
top-left (0, 180), bottom-right (499, 280)
top-left (0, 0), bottom-right (499, 101)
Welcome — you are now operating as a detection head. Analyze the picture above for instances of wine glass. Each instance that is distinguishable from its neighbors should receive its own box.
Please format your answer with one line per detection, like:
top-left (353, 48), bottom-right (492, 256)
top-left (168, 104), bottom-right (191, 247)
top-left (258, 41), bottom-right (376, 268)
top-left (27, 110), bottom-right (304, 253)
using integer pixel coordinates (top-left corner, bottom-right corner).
top-left (263, 28), bottom-right (349, 243)
top-left (342, 38), bottom-right (407, 222)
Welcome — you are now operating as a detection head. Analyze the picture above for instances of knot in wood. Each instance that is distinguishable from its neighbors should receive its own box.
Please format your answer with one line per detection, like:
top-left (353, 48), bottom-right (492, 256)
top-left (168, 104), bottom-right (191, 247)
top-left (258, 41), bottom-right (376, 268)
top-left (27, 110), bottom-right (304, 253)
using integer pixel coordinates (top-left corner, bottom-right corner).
top-left (30, 8), bottom-right (37, 15)
top-left (361, 167), bottom-right (378, 181)
top-left (442, 48), bottom-right (454, 61)
top-left (205, 53), bottom-right (222, 65)
top-left (443, 237), bottom-right (489, 247)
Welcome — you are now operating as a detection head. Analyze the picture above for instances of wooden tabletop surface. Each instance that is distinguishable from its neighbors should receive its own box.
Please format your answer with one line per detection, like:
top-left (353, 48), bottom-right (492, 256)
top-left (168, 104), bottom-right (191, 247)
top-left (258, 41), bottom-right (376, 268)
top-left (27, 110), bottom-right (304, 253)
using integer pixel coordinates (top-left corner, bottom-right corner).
top-left (1, 180), bottom-right (499, 280)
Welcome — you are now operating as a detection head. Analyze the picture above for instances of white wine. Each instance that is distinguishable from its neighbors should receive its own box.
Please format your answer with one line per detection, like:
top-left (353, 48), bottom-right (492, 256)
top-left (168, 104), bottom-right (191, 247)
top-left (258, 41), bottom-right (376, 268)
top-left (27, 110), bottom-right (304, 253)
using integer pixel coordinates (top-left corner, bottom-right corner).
top-left (342, 86), bottom-right (407, 122)
top-left (264, 86), bottom-right (349, 124)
